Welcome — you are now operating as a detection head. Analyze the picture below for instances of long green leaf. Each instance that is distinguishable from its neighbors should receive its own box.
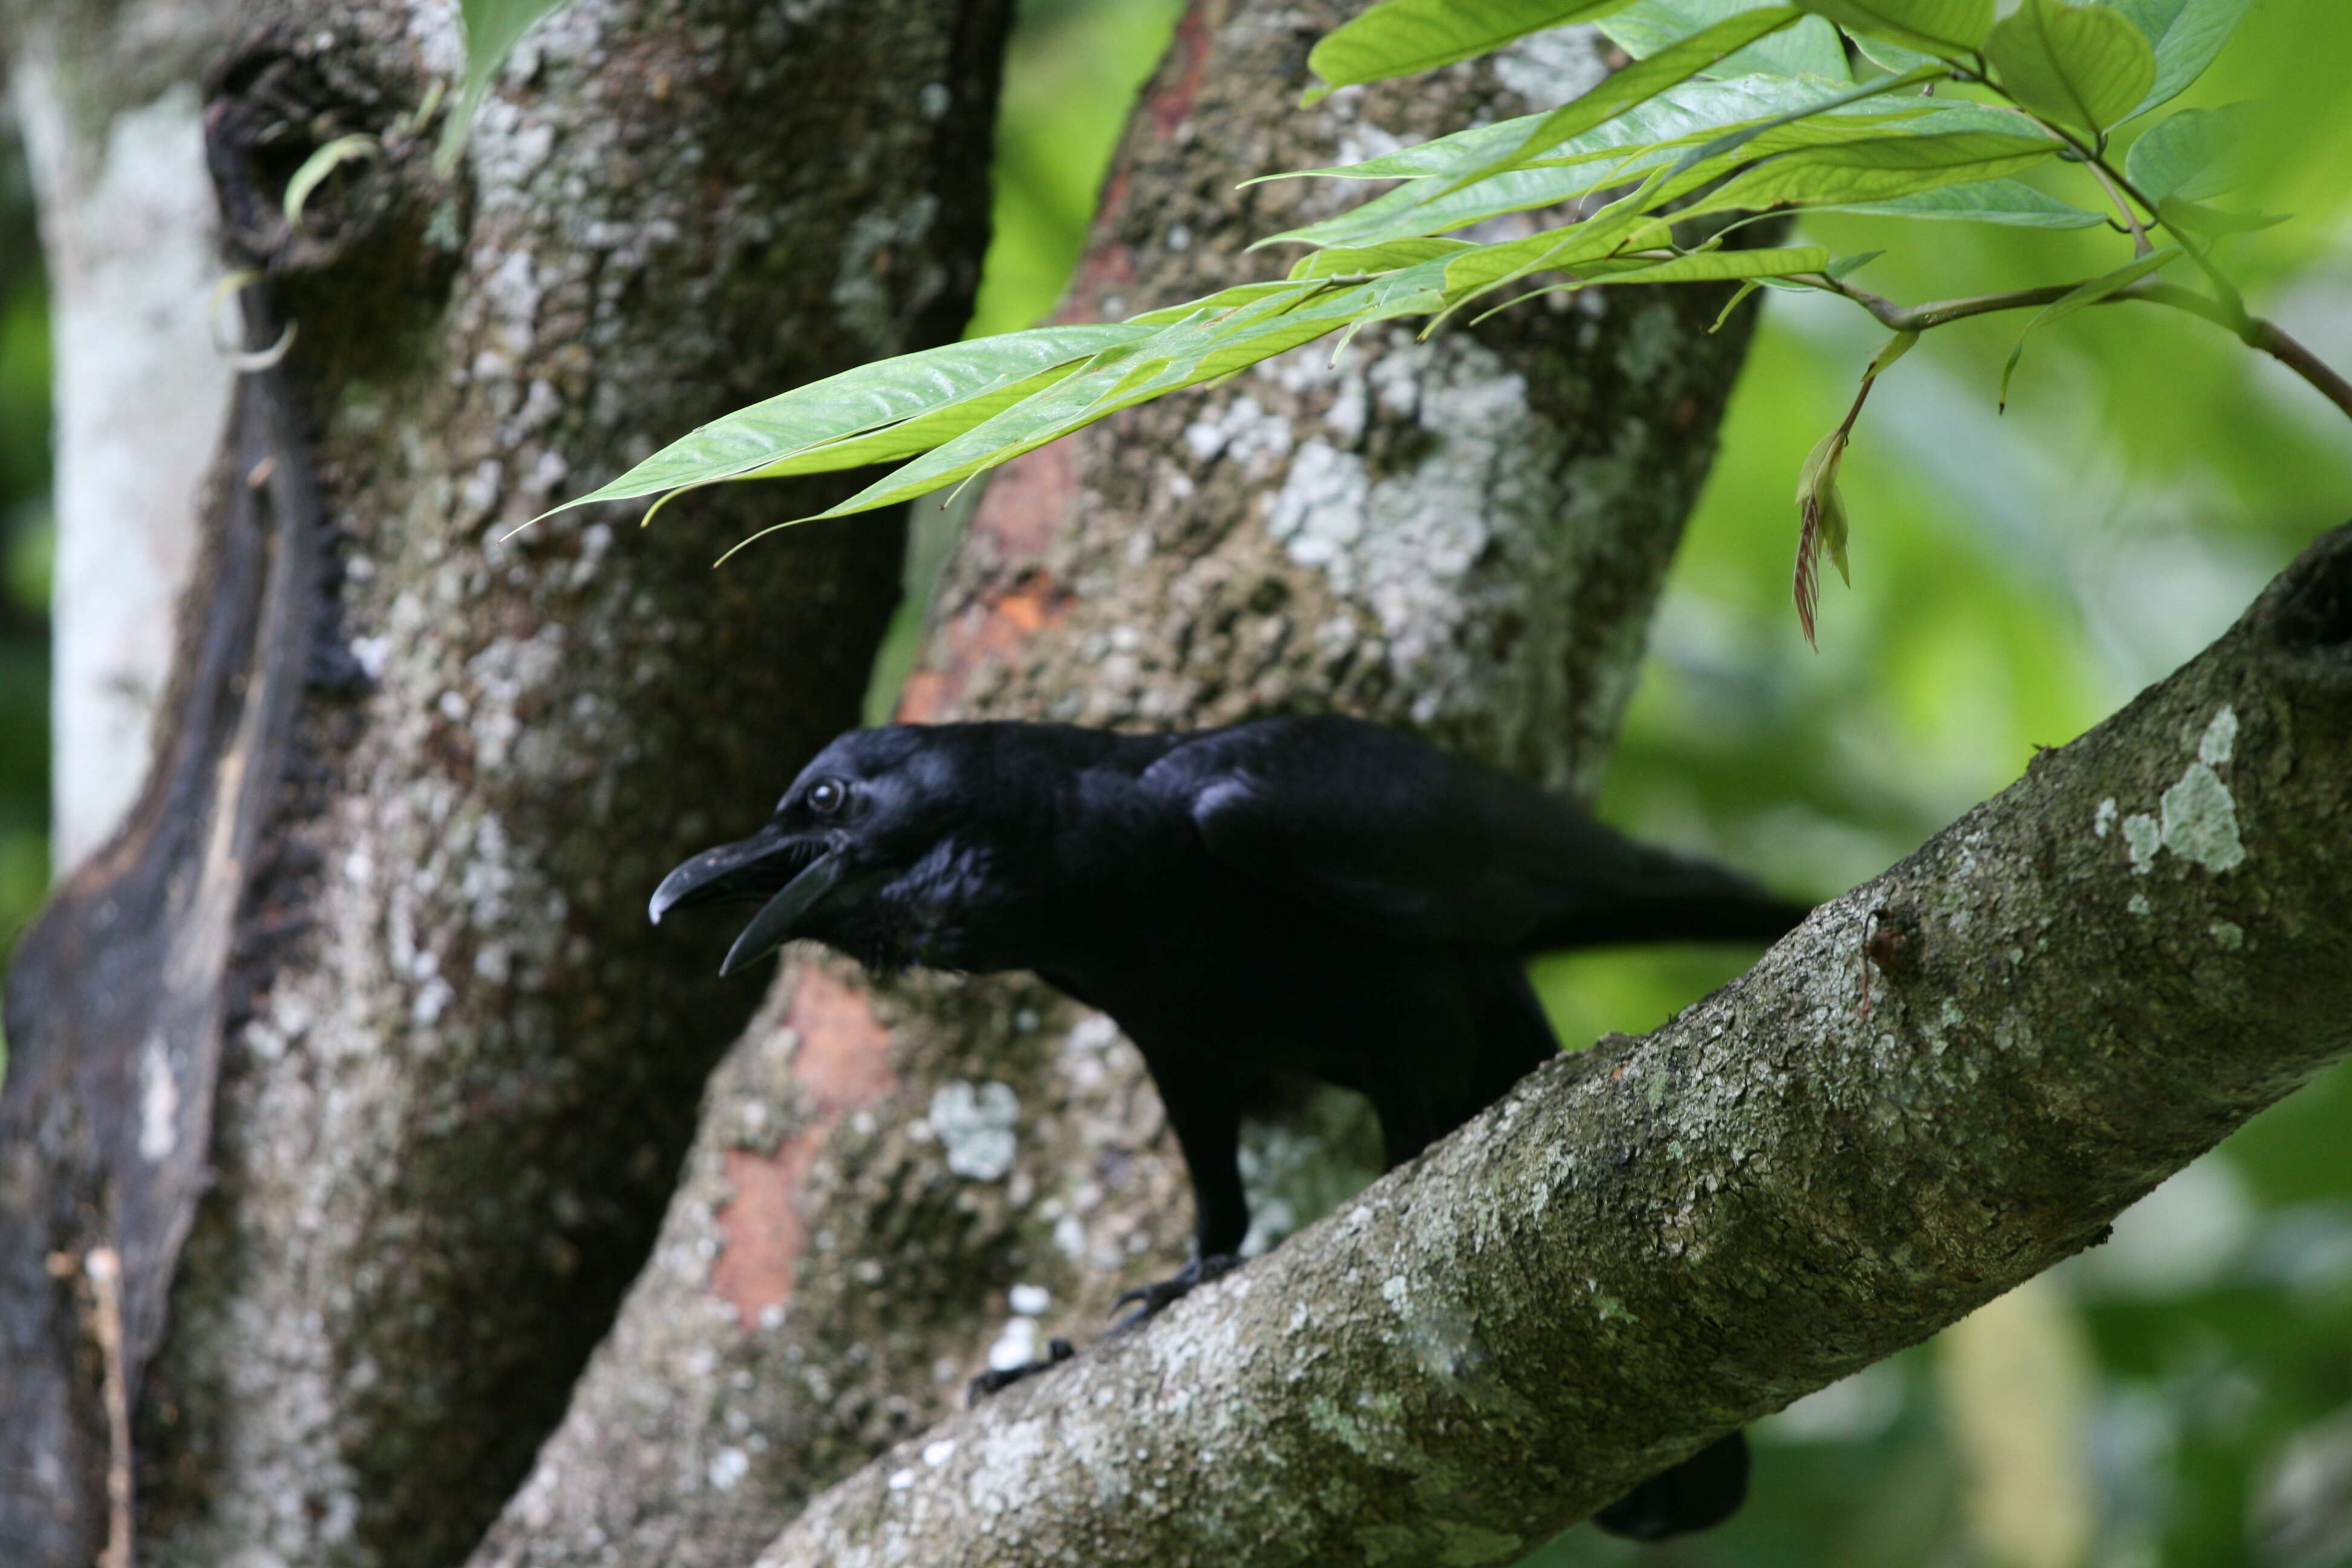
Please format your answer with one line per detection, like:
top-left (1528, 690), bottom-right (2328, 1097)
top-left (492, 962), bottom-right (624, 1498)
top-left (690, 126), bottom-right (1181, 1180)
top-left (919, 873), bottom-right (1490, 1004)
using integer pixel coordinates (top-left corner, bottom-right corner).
top-left (1434, 5), bottom-right (1807, 196)
top-left (739, 362), bottom-right (1097, 480)
top-left (1667, 63), bottom-right (1945, 176)
top-left (1578, 244), bottom-right (1833, 284)
top-left (550, 324), bottom-right (1155, 514)
top-left (1289, 238), bottom-right (1478, 278)
top-left (2109, 0), bottom-right (2254, 120)
top-left (1434, 171), bottom-right (1674, 312)
top-left (1124, 281), bottom-right (1318, 324)
top-left (1812, 175), bottom-right (2104, 227)
top-left (1599, 0), bottom-right (1850, 80)
top-left (1984, 0), bottom-right (2156, 135)
top-left (1677, 128), bottom-right (2057, 217)
top-left (1304, 0), bottom-right (1638, 102)
top-left (797, 266), bottom-right (1460, 524)
top-left (439, 0), bottom-right (573, 172)
top-left (1999, 246), bottom-right (2181, 407)
top-left (1794, 0), bottom-right (1991, 54)
top-left (2124, 103), bottom-right (2247, 207)
top-left (1273, 71), bottom-right (1895, 185)
top-left (1265, 71), bottom-right (1955, 253)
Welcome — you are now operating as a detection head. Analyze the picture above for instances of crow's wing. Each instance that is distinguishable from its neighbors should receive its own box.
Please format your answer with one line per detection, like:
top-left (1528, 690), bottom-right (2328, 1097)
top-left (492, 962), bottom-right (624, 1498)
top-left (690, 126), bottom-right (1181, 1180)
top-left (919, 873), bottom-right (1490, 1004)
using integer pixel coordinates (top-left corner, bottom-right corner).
top-left (1141, 714), bottom-right (1806, 951)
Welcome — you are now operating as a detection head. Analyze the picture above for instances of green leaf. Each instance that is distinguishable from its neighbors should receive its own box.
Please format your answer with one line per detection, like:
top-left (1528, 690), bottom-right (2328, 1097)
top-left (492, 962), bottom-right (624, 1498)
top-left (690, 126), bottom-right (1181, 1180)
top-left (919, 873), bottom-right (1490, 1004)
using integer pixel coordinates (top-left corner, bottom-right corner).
top-left (547, 324), bottom-right (1156, 515)
top-left (1466, 243), bottom-right (1832, 321)
top-left (2155, 196), bottom-right (2287, 236)
top-left (1984, 0), bottom-right (2156, 134)
top-left (1999, 246), bottom-right (2181, 408)
top-left (1679, 128), bottom-right (2057, 218)
top-left (1667, 63), bottom-right (1945, 178)
top-left (738, 362), bottom-right (1100, 481)
top-left (1583, 243), bottom-right (1834, 285)
top-left (2125, 103), bottom-right (2247, 206)
top-left (1304, 0), bottom-right (1638, 101)
top-left (1124, 282), bottom-right (1319, 324)
top-left (1262, 69), bottom-right (1953, 253)
top-left (1436, 5), bottom-right (1807, 195)
top-left (437, 0), bottom-right (574, 172)
top-left (1599, 0), bottom-right (1851, 81)
top-left (1287, 239), bottom-right (1476, 279)
top-left (1793, 0), bottom-right (1993, 54)
top-left (801, 264), bottom-right (1461, 524)
top-left (1826, 249), bottom-right (1883, 279)
top-left (2109, 0), bottom-right (2253, 119)
top-left (1810, 175), bottom-right (2105, 227)
top-left (1274, 71), bottom-right (1889, 186)
top-left (1866, 327), bottom-right (1921, 376)
top-left (1434, 174), bottom-right (1673, 309)
top-left (1848, 33), bottom-right (1937, 74)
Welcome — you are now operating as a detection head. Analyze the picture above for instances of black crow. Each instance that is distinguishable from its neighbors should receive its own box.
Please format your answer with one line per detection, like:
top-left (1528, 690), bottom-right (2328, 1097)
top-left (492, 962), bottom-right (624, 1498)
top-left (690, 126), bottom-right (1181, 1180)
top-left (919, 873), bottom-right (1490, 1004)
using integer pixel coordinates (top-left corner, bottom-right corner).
top-left (650, 714), bottom-right (1809, 1540)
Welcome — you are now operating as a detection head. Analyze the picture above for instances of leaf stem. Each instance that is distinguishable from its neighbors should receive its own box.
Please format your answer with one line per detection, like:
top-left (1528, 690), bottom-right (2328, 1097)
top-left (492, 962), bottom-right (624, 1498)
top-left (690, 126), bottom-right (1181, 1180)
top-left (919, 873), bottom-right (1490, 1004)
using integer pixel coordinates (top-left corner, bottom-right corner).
top-left (1811, 275), bottom-right (2352, 423)
top-left (2084, 160), bottom-right (2152, 258)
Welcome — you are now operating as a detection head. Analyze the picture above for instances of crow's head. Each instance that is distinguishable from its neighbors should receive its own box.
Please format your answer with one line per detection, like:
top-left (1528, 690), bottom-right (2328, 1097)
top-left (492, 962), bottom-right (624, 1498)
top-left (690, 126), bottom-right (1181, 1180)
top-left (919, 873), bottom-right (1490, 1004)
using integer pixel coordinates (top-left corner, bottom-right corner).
top-left (648, 726), bottom-right (971, 975)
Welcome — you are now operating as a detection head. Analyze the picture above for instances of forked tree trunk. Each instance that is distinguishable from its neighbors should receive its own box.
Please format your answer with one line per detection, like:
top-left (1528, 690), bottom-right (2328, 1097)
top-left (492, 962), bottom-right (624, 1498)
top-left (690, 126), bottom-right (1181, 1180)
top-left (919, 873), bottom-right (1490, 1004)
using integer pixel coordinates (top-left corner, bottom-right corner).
top-left (0, 2), bottom-right (1011, 1564)
top-left (471, 5), bottom-right (1772, 1566)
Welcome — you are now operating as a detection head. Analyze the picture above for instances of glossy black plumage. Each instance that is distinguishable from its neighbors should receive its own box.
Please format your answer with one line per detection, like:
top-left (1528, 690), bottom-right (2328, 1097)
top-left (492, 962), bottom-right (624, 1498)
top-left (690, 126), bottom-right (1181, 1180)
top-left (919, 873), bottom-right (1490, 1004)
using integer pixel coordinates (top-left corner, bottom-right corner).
top-left (650, 714), bottom-right (1808, 1540)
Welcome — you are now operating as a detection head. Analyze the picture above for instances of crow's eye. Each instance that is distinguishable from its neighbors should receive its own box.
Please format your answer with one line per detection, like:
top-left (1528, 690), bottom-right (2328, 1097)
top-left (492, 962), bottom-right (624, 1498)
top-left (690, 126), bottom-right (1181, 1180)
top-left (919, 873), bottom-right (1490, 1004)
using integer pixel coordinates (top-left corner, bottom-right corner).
top-left (807, 779), bottom-right (848, 815)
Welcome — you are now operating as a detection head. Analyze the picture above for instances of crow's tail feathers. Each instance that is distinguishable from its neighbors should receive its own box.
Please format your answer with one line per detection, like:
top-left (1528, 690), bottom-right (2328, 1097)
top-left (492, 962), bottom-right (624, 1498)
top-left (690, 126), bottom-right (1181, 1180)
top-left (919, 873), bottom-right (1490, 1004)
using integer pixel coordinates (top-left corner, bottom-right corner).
top-left (1524, 841), bottom-right (1812, 955)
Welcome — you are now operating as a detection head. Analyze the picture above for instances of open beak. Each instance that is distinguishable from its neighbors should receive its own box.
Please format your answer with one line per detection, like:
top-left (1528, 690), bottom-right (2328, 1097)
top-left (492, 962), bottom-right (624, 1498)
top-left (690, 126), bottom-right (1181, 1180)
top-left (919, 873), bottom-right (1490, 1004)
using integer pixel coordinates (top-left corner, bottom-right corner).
top-left (648, 828), bottom-right (847, 976)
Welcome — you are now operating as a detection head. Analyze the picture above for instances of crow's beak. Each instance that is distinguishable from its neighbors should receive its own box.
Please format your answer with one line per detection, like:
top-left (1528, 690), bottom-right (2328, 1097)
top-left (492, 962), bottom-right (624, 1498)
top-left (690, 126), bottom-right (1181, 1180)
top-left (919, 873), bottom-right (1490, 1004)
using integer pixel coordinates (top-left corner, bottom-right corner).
top-left (648, 829), bottom-right (847, 975)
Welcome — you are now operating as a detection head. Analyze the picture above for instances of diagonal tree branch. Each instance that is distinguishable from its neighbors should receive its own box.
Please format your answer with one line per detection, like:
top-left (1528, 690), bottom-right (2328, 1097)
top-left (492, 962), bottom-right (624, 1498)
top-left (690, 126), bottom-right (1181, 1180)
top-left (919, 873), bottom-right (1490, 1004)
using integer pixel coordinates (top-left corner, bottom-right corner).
top-left (752, 523), bottom-right (2352, 1567)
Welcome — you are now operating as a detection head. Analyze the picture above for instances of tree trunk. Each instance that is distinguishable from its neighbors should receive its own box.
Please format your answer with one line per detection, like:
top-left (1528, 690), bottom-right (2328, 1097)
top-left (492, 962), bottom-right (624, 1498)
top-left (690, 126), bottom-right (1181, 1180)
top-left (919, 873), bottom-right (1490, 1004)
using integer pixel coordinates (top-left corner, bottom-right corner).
top-left (759, 523), bottom-right (2352, 1567)
top-left (471, 5), bottom-right (1771, 1566)
top-left (0, 2), bottom-right (1011, 1564)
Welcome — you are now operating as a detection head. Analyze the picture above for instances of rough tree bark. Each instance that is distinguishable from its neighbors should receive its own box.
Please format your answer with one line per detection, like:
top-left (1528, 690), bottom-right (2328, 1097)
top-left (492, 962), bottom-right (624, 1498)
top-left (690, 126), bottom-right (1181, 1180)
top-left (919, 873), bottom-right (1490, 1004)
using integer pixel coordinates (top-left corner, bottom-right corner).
top-left (753, 523), bottom-right (2352, 1566)
top-left (472, 5), bottom-right (1772, 1566)
top-left (0, 2), bottom-right (1010, 1565)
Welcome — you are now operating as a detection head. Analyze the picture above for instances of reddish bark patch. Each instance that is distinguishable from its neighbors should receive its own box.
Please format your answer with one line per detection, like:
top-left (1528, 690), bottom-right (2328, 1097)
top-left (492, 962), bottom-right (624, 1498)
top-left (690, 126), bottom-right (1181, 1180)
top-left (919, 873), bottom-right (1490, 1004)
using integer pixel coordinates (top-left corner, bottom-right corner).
top-left (897, 571), bottom-right (1073, 722)
top-left (709, 969), bottom-right (901, 1327)
top-left (1146, 4), bottom-right (1213, 139)
top-left (1062, 239), bottom-right (1134, 323)
top-left (899, 442), bottom-right (1082, 720)
top-left (786, 966), bottom-right (900, 1116)
top-left (975, 441), bottom-right (1078, 563)
top-left (711, 1138), bottom-right (818, 1330)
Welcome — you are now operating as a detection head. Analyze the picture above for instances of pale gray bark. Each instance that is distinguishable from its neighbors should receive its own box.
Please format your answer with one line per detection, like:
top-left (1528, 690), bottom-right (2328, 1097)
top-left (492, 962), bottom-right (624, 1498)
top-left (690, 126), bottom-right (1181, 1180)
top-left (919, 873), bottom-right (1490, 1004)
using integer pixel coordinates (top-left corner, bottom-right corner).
top-left (470, 6), bottom-right (1774, 1566)
top-left (755, 524), bottom-right (2352, 1567)
top-left (12, 0), bottom-right (237, 872)
top-left (0, 1), bottom-right (1010, 1565)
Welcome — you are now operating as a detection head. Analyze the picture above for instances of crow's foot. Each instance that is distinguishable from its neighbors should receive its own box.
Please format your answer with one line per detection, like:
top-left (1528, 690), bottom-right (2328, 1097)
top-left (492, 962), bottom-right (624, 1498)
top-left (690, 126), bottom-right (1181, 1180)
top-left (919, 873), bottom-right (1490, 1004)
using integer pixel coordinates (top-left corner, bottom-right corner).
top-left (1111, 1253), bottom-right (1236, 1331)
top-left (965, 1336), bottom-right (1074, 1405)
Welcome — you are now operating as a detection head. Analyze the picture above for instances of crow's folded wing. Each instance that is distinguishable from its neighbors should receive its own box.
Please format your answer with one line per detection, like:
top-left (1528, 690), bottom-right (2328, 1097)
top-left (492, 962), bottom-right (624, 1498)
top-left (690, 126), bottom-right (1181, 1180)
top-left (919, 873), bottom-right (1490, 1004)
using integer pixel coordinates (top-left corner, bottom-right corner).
top-left (1141, 714), bottom-right (1808, 951)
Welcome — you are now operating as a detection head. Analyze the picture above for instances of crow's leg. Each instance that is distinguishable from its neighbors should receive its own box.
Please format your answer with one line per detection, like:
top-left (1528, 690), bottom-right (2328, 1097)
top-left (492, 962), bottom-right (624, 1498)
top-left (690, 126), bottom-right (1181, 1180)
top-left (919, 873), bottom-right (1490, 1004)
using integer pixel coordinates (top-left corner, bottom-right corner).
top-left (965, 1336), bottom-right (1076, 1405)
top-left (1112, 1055), bottom-right (1247, 1327)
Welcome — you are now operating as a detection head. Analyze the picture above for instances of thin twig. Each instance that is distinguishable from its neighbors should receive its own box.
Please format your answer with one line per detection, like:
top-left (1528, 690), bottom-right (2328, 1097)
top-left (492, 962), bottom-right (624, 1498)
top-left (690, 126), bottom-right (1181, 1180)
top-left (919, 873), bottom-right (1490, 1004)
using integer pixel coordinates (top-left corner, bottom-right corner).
top-left (2085, 160), bottom-right (2153, 258)
top-left (1805, 273), bottom-right (2352, 421)
top-left (82, 1247), bottom-right (133, 1568)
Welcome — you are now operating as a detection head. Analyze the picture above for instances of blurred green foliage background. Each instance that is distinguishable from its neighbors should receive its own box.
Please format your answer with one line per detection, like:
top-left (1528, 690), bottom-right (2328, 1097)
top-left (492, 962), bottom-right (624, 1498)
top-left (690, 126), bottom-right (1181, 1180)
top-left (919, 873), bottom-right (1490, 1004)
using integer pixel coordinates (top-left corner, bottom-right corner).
top-left (0, 117), bottom-right (53, 1072)
top-left (3, 0), bottom-right (2347, 1561)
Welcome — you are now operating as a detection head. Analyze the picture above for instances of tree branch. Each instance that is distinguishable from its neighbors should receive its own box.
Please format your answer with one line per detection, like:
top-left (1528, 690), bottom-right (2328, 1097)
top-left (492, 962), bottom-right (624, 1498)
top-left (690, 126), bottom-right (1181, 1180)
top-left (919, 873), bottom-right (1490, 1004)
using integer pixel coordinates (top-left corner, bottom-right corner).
top-left (1815, 275), bottom-right (2352, 422)
top-left (753, 523), bottom-right (2352, 1567)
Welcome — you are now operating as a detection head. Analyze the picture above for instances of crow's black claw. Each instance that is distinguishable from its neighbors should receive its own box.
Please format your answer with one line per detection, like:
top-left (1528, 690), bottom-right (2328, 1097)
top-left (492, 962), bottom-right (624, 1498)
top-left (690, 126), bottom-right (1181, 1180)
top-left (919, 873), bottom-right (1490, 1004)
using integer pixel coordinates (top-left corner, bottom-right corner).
top-left (965, 1335), bottom-right (1076, 1405)
top-left (1111, 1253), bottom-right (1237, 1329)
